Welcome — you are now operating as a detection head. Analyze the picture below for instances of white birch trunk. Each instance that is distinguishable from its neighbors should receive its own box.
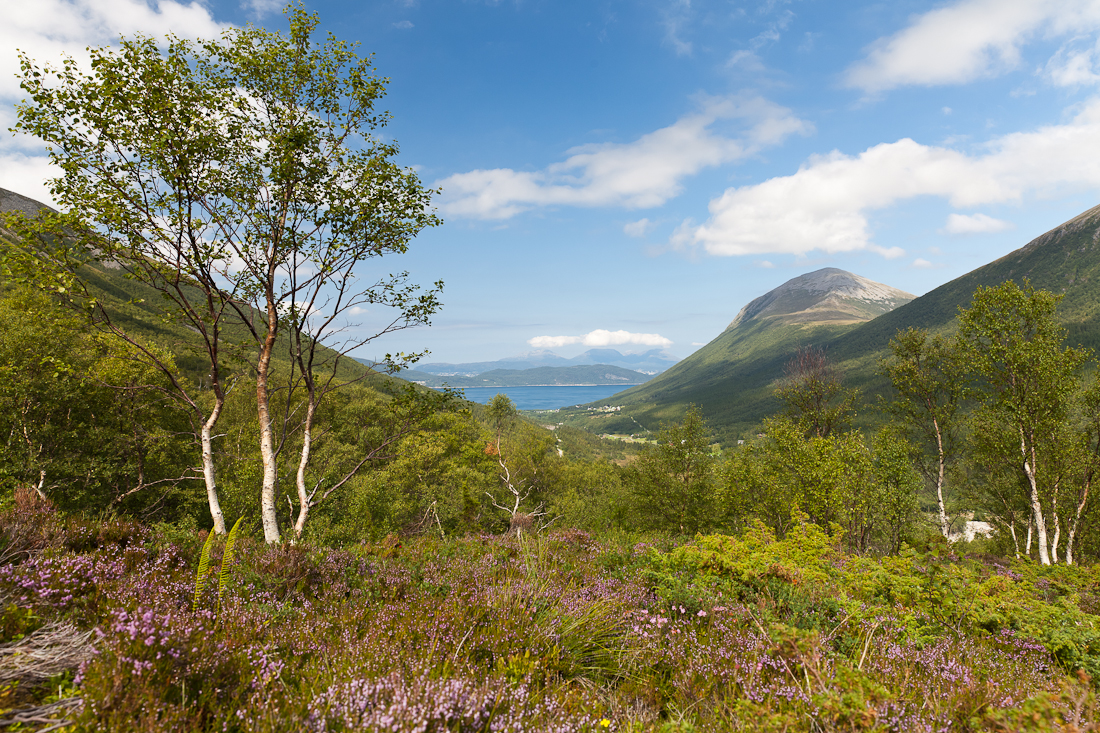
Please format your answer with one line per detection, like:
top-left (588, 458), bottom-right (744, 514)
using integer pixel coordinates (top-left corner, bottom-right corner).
top-left (1066, 483), bottom-right (1090, 566)
top-left (1021, 433), bottom-right (1051, 565)
top-left (934, 419), bottom-right (949, 538)
top-left (1050, 493), bottom-right (1061, 564)
top-left (292, 398), bottom-right (316, 540)
top-left (257, 306), bottom-right (281, 544)
top-left (200, 399), bottom-right (227, 535)
top-left (1009, 521), bottom-right (1020, 560)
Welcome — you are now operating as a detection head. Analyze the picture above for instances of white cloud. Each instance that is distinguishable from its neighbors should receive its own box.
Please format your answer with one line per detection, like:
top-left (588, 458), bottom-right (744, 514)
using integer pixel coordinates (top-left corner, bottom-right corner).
top-left (240, 0), bottom-right (282, 17)
top-left (756, 260), bottom-right (775, 268)
top-left (0, 0), bottom-right (230, 204)
top-left (1045, 37), bottom-right (1100, 87)
top-left (845, 0), bottom-right (1100, 93)
top-left (393, 20), bottom-right (414, 29)
top-left (0, 153), bottom-right (58, 207)
top-left (940, 212), bottom-right (1015, 234)
top-left (527, 329), bottom-right (673, 349)
top-left (672, 98), bottom-right (1100, 258)
top-left (2, 0), bottom-right (227, 99)
top-left (437, 95), bottom-right (811, 219)
top-left (727, 50), bottom-right (767, 73)
top-left (623, 218), bottom-right (653, 238)
top-left (911, 258), bottom-right (935, 268)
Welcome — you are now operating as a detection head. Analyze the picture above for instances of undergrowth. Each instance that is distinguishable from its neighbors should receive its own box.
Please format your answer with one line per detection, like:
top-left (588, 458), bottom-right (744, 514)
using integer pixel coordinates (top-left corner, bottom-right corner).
top-left (0, 505), bottom-right (1095, 731)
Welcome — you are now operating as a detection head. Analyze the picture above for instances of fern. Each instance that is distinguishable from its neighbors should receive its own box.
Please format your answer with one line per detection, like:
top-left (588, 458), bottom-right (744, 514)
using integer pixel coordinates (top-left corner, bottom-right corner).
top-left (218, 517), bottom-right (245, 608)
top-left (193, 530), bottom-right (215, 611)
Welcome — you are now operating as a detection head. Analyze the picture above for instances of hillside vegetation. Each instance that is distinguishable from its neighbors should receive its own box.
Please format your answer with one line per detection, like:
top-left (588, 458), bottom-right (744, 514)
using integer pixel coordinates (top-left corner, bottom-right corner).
top-left (3, 11), bottom-right (1100, 731)
top-left (573, 206), bottom-right (1100, 445)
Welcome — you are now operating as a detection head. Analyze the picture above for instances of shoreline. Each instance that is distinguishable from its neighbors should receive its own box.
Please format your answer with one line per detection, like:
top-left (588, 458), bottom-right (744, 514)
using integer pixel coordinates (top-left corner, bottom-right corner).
top-left (438, 383), bottom-right (645, 389)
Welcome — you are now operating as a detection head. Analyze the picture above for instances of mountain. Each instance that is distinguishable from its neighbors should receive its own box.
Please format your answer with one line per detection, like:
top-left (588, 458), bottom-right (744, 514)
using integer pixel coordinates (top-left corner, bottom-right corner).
top-left (820, 202), bottom-right (1100, 398)
top-left (414, 348), bottom-right (680, 376)
top-left (827, 202), bottom-right (1100, 363)
top-left (558, 268), bottom-right (916, 443)
top-left (0, 187), bottom-right (379, 387)
top-left (729, 268), bottom-right (915, 328)
top-left (400, 364), bottom-right (653, 389)
top-left (0, 188), bottom-right (50, 218)
top-left (565, 204), bottom-right (1100, 445)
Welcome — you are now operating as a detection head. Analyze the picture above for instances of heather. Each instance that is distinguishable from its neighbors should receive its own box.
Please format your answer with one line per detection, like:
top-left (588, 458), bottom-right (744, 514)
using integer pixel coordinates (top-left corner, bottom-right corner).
top-left (0, 498), bottom-right (1098, 732)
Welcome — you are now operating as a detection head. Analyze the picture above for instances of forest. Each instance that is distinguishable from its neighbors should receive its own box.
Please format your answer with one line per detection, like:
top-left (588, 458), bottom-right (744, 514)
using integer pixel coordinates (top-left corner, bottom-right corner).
top-left (2, 5), bottom-right (1100, 732)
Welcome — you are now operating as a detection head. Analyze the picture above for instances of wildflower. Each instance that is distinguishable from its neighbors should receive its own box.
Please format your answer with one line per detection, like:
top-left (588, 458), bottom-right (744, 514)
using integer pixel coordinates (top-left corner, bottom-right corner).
top-left (600, 719), bottom-right (610, 728)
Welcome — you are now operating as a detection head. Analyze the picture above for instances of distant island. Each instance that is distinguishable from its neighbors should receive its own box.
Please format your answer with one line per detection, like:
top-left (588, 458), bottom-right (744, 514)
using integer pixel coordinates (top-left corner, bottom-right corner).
top-left (410, 347), bottom-right (679, 376)
top-left (398, 364), bottom-right (653, 389)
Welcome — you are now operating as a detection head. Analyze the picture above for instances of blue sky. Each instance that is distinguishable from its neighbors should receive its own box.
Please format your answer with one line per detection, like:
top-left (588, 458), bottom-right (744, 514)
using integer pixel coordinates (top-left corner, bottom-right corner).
top-left (5, 1), bottom-right (1100, 364)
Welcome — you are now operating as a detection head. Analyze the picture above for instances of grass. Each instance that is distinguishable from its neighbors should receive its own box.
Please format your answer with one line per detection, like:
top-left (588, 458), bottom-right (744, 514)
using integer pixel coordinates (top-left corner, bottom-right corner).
top-left (0, 505), bottom-right (1096, 730)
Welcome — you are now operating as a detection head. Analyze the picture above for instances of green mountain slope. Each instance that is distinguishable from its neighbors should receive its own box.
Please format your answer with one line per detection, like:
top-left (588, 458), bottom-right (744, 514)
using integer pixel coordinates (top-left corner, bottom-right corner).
top-left (561, 269), bottom-right (915, 443)
top-left (566, 204), bottom-right (1100, 445)
top-left (0, 188), bottom-right (378, 387)
top-left (830, 203), bottom-right (1100, 361)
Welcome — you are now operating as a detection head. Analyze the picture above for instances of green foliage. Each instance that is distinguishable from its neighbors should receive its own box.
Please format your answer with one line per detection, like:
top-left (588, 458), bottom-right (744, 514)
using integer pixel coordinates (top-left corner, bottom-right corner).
top-left (218, 517), bottom-right (245, 607)
top-left (629, 406), bottom-right (717, 534)
top-left (0, 288), bottom-right (200, 518)
top-left (775, 345), bottom-right (860, 439)
top-left (720, 420), bottom-right (920, 554)
top-left (880, 327), bottom-right (968, 537)
top-left (192, 530), bottom-right (215, 612)
top-left (959, 280), bottom-right (1095, 564)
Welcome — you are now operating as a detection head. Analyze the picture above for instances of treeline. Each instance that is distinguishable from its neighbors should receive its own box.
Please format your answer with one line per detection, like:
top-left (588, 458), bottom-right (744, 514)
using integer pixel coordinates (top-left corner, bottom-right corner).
top-left (630, 280), bottom-right (1100, 566)
top-left (0, 286), bottom-right (630, 542)
top-left (6, 279), bottom-right (1100, 564)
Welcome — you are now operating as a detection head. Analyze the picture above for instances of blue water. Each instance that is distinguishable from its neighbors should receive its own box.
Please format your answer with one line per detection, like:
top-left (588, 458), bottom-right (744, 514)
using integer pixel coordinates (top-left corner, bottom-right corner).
top-left (450, 384), bottom-right (634, 410)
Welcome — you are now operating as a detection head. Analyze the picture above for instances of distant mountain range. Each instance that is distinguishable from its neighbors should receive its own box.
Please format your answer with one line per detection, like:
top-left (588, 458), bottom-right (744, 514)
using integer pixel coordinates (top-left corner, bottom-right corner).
top-left (562, 204), bottom-right (1100, 445)
top-left (399, 364), bottom-right (653, 389)
top-left (412, 348), bottom-right (680, 376)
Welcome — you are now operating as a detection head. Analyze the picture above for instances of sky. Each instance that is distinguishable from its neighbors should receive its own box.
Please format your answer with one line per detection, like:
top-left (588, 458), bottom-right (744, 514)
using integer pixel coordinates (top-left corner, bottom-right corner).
top-left (5, 0), bottom-right (1100, 364)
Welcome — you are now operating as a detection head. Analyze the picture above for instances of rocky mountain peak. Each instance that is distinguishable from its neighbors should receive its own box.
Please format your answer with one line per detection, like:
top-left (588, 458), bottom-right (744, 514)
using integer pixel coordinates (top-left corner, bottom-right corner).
top-left (728, 267), bottom-right (915, 329)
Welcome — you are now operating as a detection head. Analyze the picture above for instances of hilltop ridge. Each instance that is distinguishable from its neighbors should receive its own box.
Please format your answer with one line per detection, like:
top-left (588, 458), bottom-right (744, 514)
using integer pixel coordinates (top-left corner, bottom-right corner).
top-left (729, 268), bottom-right (915, 328)
top-left (562, 203), bottom-right (1100, 444)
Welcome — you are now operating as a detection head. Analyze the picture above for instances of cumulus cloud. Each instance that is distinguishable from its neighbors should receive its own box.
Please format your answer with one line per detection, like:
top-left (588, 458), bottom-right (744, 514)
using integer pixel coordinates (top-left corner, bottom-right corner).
top-left (845, 0), bottom-right (1100, 93)
top-left (1, 0), bottom-right (227, 99)
top-left (940, 212), bottom-right (1015, 234)
top-left (393, 20), bottom-right (414, 29)
top-left (527, 329), bottom-right (673, 349)
top-left (911, 258), bottom-right (936, 269)
top-left (671, 98), bottom-right (1100, 258)
top-left (0, 0), bottom-right (230, 204)
top-left (436, 95), bottom-right (812, 220)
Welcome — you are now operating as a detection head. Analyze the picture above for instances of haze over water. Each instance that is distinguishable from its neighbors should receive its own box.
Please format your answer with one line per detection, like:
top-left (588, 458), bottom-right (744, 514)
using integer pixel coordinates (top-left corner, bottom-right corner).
top-left (453, 385), bottom-right (629, 411)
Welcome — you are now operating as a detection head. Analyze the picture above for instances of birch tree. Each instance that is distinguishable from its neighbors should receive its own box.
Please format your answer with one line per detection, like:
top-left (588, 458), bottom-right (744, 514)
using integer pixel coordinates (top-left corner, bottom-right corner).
top-left (9, 40), bottom-right (251, 534)
top-left (957, 281), bottom-right (1090, 565)
top-left (11, 6), bottom-right (441, 543)
top-left (880, 327), bottom-right (968, 539)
